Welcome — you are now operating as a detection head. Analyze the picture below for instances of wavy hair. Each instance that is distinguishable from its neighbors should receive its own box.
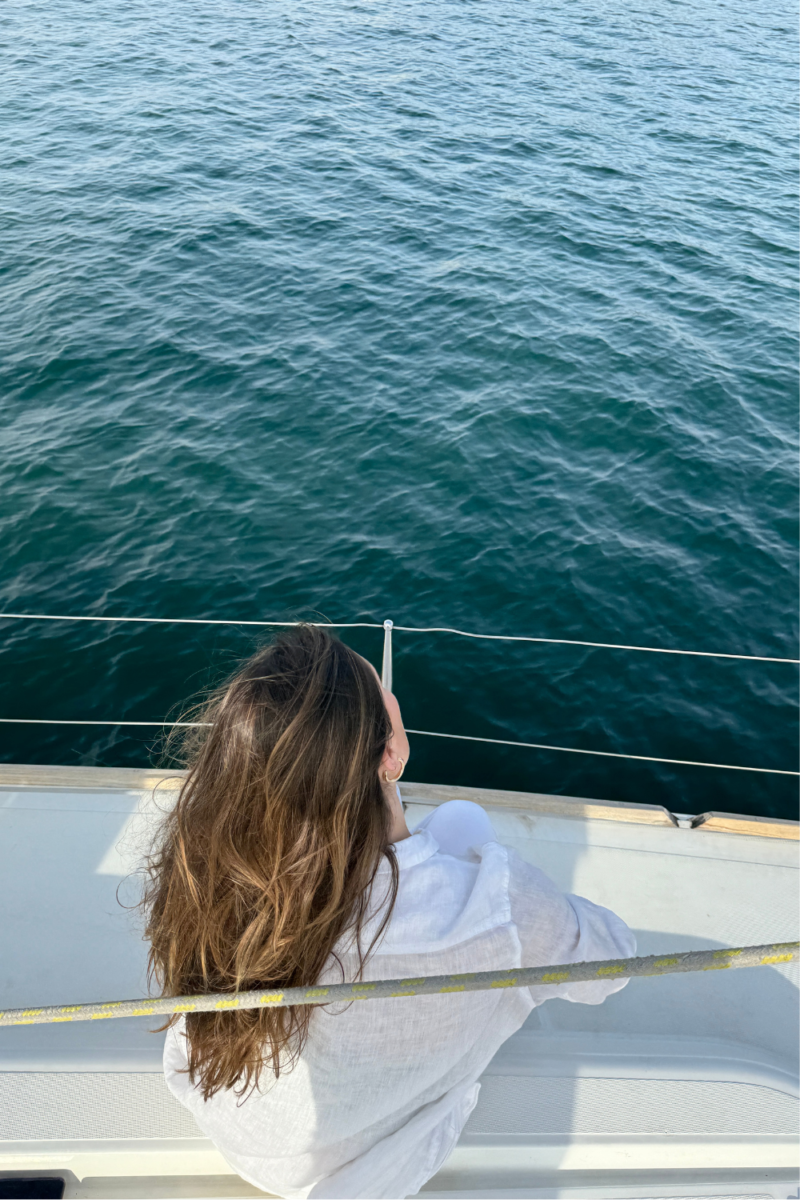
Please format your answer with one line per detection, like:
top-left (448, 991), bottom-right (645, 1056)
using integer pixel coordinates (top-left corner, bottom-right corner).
top-left (142, 625), bottom-right (398, 1100)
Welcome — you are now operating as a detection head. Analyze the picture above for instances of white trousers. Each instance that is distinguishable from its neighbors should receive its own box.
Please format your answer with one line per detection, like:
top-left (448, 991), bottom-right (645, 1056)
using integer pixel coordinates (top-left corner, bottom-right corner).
top-left (411, 798), bottom-right (496, 859)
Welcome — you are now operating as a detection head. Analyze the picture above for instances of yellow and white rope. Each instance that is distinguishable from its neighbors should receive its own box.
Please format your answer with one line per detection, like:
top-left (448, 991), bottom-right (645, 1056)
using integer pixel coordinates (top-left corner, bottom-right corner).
top-left (1, 942), bottom-right (796, 1028)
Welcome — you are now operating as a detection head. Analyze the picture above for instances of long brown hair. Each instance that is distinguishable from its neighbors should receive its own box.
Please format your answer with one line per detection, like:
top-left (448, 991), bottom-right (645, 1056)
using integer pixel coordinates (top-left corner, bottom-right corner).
top-left (142, 625), bottom-right (398, 1099)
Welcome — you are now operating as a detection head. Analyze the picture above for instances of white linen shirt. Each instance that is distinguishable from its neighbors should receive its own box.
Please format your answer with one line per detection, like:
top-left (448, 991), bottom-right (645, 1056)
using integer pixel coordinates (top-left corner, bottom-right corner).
top-left (164, 803), bottom-right (635, 1200)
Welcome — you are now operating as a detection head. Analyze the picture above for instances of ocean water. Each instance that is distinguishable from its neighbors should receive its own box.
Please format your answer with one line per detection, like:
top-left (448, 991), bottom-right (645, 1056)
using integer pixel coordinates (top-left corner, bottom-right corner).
top-left (1, 0), bottom-right (797, 819)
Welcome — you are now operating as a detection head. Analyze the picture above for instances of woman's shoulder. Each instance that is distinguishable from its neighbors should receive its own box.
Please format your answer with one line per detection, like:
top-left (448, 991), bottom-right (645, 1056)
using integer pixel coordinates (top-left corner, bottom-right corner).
top-left (375, 831), bottom-right (513, 954)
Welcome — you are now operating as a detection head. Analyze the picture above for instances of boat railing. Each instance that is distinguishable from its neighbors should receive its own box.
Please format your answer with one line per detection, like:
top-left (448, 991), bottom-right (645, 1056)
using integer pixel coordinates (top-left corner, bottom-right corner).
top-left (0, 610), bottom-right (797, 777)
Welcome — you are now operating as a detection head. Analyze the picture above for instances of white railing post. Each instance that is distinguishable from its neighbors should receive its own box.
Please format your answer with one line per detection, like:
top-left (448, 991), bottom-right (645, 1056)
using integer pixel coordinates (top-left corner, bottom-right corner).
top-left (381, 620), bottom-right (393, 691)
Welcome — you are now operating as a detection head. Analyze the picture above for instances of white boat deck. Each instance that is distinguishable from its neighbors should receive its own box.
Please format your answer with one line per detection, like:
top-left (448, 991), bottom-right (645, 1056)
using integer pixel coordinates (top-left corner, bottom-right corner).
top-left (0, 767), bottom-right (797, 1199)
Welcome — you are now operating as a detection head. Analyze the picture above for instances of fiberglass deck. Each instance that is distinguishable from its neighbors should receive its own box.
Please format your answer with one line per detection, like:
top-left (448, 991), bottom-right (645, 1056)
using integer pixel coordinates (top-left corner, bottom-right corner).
top-left (0, 768), bottom-right (797, 1198)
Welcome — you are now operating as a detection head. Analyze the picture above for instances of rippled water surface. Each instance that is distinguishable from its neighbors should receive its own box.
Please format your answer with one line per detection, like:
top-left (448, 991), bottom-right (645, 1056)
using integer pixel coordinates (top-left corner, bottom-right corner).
top-left (1, 0), bottom-right (797, 818)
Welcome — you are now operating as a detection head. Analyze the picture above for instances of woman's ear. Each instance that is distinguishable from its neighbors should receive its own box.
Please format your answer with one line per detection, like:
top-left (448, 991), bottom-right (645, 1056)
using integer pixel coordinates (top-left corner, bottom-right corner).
top-left (380, 743), bottom-right (403, 782)
top-left (381, 753), bottom-right (410, 841)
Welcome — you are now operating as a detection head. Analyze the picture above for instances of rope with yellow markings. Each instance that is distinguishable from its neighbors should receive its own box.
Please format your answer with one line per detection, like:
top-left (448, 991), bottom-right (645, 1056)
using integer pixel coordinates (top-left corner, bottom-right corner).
top-left (1, 942), bottom-right (796, 1028)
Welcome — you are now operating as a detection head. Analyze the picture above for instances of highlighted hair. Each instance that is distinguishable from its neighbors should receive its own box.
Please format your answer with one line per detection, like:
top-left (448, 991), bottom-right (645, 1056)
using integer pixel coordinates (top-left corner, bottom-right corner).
top-left (142, 625), bottom-right (398, 1099)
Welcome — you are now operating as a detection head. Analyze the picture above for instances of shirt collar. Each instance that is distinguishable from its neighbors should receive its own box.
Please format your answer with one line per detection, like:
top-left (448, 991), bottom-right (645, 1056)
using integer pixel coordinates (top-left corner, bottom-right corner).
top-left (387, 828), bottom-right (439, 871)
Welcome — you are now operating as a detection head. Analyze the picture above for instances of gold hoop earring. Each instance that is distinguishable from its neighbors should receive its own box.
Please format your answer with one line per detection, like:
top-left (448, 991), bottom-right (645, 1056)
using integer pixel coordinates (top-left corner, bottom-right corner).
top-left (384, 757), bottom-right (405, 784)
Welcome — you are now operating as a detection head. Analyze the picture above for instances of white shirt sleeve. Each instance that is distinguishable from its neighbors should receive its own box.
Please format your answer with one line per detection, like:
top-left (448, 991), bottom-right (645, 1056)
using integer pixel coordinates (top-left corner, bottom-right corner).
top-left (506, 846), bottom-right (636, 1006)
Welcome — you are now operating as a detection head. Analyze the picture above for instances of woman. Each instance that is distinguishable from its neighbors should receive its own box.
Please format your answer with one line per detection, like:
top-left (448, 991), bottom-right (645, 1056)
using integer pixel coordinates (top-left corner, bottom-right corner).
top-left (145, 625), bottom-right (634, 1199)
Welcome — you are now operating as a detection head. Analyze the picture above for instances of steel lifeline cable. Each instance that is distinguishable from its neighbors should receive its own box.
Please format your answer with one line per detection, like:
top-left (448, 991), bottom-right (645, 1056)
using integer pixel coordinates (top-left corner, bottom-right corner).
top-left (1, 943), bottom-right (796, 1028)
top-left (0, 610), bottom-right (797, 662)
top-left (0, 612), bottom-right (797, 774)
top-left (0, 716), bottom-right (793, 775)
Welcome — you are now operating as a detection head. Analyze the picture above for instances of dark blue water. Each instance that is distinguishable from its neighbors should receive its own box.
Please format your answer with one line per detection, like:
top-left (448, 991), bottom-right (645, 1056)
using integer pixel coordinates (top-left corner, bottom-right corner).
top-left (1, 0), bottom-right (797, 818)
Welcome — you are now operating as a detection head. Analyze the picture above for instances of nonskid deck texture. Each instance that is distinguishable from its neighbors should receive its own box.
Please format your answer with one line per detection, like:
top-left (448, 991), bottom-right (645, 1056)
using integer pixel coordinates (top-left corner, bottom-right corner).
top-left (0, 768), bottom-right (797, 1199)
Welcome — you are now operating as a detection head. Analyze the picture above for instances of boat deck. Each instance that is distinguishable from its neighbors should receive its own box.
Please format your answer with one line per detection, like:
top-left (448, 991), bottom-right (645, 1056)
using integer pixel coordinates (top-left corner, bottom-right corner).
top-left (0, 767), bottom-right (797, 1199)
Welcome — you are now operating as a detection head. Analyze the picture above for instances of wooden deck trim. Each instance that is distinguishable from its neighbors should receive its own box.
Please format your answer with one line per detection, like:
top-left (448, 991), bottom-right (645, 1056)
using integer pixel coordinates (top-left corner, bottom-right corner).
top-left (0, 763), bottom-right (184, 791)
top-left (399, 781), bottom-right (677, 827)
top-left (691, 810), bottom-right (800, 841)
top-left (0, 766), bottom-right (795, 839)
top-left (0, 767), bottom-right (676, 824)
